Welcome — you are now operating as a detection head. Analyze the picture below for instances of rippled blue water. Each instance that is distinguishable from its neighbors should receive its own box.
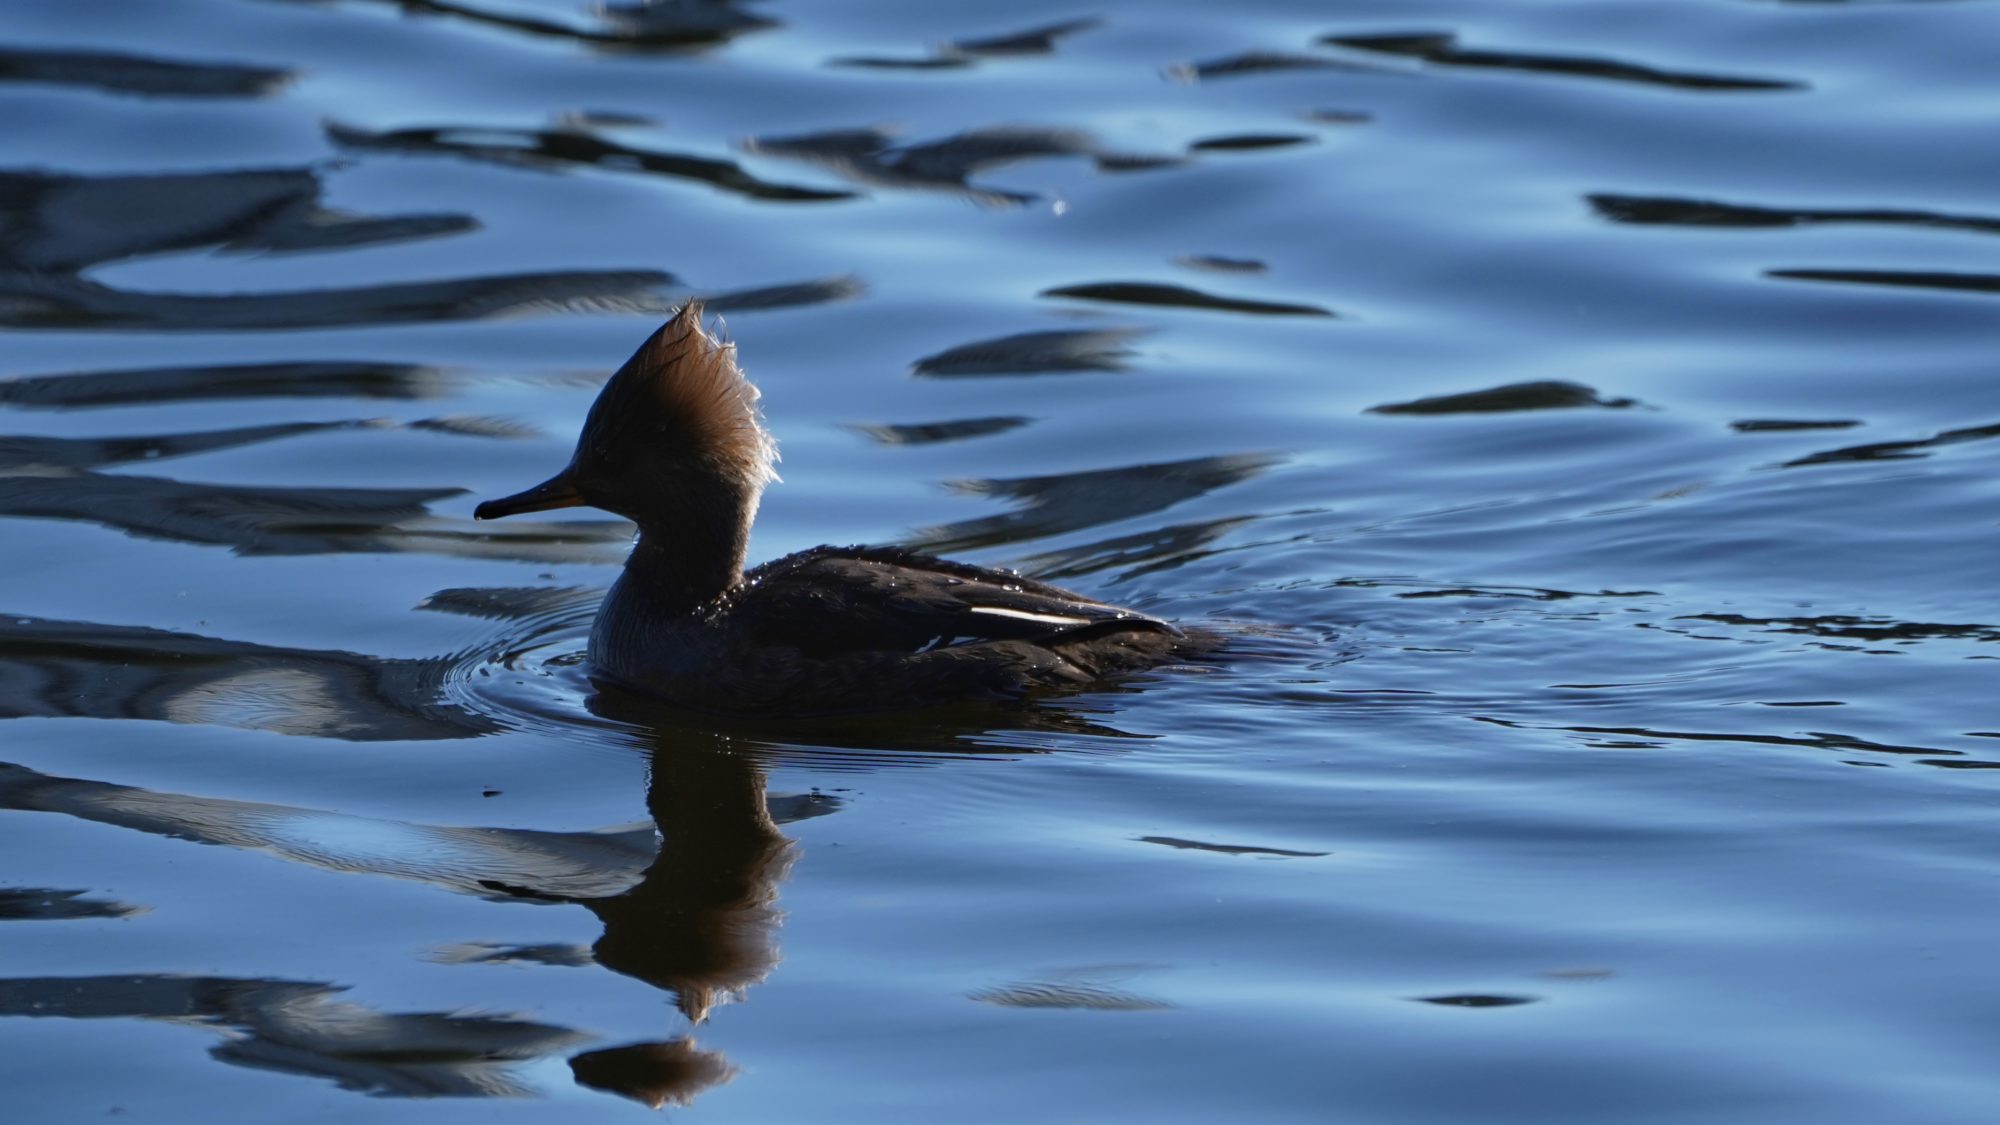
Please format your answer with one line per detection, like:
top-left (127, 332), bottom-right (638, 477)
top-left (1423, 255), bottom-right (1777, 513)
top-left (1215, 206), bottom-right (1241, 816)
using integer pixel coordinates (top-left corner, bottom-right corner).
top-left (3, 0), bottom-right (1998, 1120)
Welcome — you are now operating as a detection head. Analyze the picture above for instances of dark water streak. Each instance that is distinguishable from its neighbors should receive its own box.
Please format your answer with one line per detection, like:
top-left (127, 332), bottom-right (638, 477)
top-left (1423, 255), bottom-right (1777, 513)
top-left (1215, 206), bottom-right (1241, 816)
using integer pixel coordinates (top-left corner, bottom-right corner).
top-left (0, 45), bottom-right (290, 98)
top-left (1323, 31), bottom-right (1804, 91)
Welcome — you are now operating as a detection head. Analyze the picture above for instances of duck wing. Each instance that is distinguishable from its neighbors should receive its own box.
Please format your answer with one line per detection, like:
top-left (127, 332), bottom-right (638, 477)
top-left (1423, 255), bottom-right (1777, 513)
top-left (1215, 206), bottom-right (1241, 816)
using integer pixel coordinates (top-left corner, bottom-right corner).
top-left (725, 545), bottom-right (1181, 659)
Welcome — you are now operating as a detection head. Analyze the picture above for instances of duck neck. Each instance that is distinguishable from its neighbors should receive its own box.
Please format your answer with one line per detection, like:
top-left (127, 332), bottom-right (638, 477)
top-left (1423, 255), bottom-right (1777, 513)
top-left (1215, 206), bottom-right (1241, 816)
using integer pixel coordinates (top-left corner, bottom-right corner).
top-left (589, 480), bottom-right (761, 682)
top-left (618, 517), bottom-right (749, 618)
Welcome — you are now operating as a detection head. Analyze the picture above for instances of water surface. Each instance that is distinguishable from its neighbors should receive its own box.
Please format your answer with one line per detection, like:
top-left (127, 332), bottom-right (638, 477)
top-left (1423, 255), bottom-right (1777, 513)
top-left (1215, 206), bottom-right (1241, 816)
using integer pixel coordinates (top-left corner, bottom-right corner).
top-left (3, 0), bottom-right (1998, 1120)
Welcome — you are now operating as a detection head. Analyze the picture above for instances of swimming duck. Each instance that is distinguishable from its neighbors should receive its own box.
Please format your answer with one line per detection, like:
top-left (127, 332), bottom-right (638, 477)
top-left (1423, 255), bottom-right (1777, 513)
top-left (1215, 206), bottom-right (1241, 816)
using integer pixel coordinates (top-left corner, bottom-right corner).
top-left (475, 303), bottom-right (1198, 715)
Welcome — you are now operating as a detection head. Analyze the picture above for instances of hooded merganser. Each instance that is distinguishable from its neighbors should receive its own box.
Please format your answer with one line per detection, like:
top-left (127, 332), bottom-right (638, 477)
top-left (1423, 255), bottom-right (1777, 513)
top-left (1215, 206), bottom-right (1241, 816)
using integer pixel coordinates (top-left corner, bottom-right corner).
top-left (475, 303), bottom-right (1198, 715)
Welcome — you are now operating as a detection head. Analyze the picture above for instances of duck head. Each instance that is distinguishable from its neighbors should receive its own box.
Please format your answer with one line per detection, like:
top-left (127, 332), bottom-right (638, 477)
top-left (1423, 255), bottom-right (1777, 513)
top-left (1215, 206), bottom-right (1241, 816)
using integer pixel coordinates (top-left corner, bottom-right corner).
top-left (475, 304), bottom-right (778, 588)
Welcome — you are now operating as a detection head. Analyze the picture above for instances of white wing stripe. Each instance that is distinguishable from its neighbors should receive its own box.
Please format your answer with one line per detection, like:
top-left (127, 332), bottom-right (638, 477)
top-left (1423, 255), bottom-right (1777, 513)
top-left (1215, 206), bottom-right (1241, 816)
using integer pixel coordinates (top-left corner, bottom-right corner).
top-left (967, 606), bottom-right (1095, 627)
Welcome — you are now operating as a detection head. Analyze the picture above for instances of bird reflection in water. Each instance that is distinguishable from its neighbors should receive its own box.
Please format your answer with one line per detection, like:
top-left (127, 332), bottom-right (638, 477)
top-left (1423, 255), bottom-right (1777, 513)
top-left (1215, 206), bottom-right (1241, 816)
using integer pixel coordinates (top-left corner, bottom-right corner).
top-left (0, 716), bottom-right (836, 1107)
top-left (559, 714), bottom-right (815, 1108)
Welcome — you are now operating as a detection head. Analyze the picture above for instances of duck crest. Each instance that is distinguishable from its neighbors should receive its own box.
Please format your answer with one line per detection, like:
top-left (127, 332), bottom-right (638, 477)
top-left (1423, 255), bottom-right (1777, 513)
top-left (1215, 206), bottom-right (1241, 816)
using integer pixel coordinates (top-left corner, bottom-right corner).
top-left (592, 302), bottom-right (778, 490)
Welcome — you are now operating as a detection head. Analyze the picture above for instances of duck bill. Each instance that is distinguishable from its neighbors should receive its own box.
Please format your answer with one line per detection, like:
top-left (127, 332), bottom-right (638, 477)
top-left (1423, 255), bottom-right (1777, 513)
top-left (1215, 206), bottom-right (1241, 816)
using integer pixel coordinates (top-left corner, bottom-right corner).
top-left (474, 470), bottom-right (586, 520)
